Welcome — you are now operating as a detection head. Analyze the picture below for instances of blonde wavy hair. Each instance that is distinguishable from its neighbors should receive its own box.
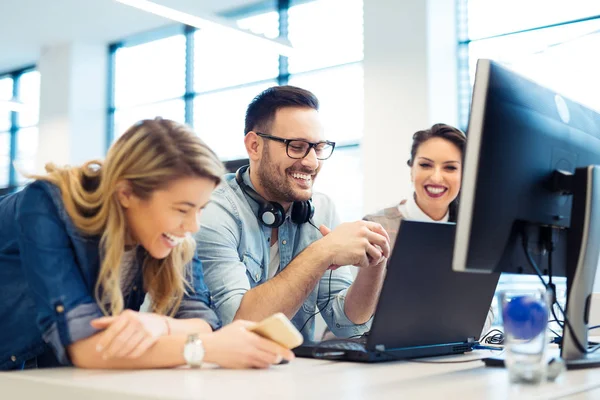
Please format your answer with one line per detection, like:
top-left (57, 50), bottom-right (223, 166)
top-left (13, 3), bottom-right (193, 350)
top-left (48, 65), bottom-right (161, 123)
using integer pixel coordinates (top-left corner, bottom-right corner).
top-left (35, 118), bottom-right (225, 316)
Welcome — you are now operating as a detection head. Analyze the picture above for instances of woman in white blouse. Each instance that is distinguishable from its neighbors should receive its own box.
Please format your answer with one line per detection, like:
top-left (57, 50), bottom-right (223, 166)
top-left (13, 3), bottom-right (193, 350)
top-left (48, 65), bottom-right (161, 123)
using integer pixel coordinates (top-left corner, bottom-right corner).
top-left (364, 123), bottom-right (495, 333)
top-left (365, 123), bottom-right (465, 234)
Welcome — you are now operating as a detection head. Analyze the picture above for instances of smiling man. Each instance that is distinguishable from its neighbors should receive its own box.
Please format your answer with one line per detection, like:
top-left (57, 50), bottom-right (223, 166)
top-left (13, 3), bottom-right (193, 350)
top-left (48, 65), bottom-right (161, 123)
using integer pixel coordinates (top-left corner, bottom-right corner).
top-left (194, 86), bottom-right (391, 341)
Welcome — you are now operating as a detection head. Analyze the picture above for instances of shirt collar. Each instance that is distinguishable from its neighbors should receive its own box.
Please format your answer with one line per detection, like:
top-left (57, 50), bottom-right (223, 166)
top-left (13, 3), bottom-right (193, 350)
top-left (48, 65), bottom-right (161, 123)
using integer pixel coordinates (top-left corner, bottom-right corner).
top-left (400, 193), bottom-right (449, 222)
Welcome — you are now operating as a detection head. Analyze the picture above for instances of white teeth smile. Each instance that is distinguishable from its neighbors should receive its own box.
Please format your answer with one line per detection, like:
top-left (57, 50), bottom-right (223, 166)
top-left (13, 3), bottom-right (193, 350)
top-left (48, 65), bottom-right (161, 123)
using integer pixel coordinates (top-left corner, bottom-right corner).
top-left (163, 232), bottom-right (186, 245)
top-left (291, 173), bottom-right (312, 181)
top-left (426, 186), bottom-right (446, 195)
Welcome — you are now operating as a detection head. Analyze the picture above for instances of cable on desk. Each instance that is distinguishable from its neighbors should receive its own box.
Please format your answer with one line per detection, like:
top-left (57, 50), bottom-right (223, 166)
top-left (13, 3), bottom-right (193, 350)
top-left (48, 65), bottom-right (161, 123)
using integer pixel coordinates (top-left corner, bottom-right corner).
top-left (479, 328), bottom-right (504, 345)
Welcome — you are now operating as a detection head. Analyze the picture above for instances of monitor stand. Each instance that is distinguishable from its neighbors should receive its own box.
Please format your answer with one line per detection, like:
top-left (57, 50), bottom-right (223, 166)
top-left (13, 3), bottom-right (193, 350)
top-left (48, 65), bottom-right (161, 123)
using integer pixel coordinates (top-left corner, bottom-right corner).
top-left (560, 166), bottom-right (600, 369)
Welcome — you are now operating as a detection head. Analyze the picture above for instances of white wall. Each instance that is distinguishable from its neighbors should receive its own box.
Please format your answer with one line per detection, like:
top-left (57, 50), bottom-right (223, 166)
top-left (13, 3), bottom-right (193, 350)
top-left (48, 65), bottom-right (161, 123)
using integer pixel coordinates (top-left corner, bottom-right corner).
top-left (36, 42), bottom-right (107, 172)
top-left (362, 0), bottom-right (458, 215)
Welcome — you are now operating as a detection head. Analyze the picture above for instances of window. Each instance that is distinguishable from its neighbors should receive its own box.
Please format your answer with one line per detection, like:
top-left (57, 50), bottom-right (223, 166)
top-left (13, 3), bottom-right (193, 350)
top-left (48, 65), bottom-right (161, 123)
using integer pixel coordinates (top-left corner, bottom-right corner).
top-left (194, 12), bottom-right (280, 93)
top-left (0, 78), bottom-right (13, 132)
top-left (114, 35), bottom-right (186, 109)
top-left (468, 19), bottom-right (600, 114)
top-left (467, 0), bottom-right (600, 40)
top-left (15, 71), bottom-right (41, 185)
top-left (110, 0), bottom-right (365, 221)
top-left (15, 127), bottom-right (39, 184)
top-left (456, 1), bottom-right (599, 307)
top-left (111, 33), bottom-right (187, 142)
top-left (194, 81), bottom-right (277, 161)
top-left (288, 62), bottom-right (364, 146)
top-left (288, 0), bottom-right (363, 74)
top-left (17, 71), bottom-right (41, 128)
top-left (113, 98), bottom-right (186, 141)
top-left (0, 68), bottom-right (40, 189)
top-left (0, 133), bottom-right (9, 188)
top-left (192, 9), bottom-right (280, 161)
top-left (458, 1), bottom-right (600, 128)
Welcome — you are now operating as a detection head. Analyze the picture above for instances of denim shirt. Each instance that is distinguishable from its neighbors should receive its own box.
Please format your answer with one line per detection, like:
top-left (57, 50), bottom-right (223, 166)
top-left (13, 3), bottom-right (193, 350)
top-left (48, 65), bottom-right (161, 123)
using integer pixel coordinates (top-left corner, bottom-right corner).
top-left (194, 170), bottom-right (371, 341)
top-left (0, 180), bottom-right (220, 370)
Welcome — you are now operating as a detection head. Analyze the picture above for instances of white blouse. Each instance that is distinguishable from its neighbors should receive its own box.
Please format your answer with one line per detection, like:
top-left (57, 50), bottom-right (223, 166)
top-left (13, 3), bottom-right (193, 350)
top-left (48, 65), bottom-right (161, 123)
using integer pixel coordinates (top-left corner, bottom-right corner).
top-left (397, 193), bottom-right (449, 222)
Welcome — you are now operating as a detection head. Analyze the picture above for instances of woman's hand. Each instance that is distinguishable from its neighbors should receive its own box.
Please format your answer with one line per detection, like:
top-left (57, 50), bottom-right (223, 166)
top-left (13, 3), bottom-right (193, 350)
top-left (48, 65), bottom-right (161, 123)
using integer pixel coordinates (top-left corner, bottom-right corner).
top-left (90, 310), bottom-right (169, 360)
top-left (203, 320), bottom-right (295, 369)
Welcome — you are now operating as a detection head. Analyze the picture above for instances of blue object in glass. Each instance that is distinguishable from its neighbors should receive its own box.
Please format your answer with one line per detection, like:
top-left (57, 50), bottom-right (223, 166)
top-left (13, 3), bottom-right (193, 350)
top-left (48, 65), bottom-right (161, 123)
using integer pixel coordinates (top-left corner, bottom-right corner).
top-left (502, 295), bottom-right (548, 340)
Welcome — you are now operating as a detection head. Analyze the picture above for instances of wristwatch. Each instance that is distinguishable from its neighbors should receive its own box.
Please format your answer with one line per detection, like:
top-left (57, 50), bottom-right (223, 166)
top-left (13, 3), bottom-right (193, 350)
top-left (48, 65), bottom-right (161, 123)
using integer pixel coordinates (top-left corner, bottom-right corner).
top-left (183, 333), bottom-right (205, 368)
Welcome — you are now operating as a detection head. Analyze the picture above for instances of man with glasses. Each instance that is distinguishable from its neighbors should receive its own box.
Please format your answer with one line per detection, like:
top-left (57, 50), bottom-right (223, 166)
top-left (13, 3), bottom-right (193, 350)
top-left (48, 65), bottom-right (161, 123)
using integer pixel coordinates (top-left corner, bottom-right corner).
top-left (195, 86), bottom-right (390, 342)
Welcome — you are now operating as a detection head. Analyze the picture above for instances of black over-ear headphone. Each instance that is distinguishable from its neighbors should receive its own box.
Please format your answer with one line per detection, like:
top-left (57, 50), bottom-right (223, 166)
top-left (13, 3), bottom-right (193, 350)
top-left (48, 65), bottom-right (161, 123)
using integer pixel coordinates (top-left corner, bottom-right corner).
top-left (235, 165), bottom-right (314, 228)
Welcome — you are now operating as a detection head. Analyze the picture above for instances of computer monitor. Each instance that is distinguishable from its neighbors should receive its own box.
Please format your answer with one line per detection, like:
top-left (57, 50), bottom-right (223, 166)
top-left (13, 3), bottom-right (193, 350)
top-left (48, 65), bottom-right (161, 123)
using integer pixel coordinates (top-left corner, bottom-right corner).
top-left (453, 59), bottom-right (600, 368)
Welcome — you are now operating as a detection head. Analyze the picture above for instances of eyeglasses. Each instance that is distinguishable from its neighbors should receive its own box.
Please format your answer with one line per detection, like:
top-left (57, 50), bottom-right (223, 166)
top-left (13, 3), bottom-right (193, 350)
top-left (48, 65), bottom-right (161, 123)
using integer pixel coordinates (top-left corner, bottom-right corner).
top-left (255, 132), bottom-right (336, 160)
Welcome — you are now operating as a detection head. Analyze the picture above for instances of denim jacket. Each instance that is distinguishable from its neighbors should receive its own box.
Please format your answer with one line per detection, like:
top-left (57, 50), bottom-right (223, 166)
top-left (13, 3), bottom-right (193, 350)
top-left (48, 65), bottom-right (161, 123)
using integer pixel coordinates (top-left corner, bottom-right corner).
top-left (0, 180), bottom-right (220, 370)
top-left (194, 169), bottom-right (371, 341)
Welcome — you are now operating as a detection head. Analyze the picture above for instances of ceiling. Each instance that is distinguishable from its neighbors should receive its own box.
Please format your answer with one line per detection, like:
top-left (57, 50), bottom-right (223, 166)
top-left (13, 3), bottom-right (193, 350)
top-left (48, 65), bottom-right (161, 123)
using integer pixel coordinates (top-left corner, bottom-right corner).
top-left (0, 0), bottom-right (260, 73)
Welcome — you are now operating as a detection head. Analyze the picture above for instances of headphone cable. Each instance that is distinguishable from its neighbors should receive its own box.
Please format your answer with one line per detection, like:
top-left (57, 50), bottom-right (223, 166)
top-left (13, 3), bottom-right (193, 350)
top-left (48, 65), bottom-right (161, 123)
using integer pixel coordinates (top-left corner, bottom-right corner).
top-left (298, 219), bottom-right (334, 334)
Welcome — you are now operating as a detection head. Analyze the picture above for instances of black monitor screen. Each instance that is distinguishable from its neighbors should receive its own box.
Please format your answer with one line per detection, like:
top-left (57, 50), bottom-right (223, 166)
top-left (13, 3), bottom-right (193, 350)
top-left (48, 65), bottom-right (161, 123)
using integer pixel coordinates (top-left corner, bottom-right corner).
top-left (453, 59), bottom-right (600, 276)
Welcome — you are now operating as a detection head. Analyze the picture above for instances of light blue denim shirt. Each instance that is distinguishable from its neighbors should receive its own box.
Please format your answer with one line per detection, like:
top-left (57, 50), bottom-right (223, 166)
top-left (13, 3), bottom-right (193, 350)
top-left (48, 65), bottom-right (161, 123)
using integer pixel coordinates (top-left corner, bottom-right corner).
top-left (195, 169), bottom-right (371, 341)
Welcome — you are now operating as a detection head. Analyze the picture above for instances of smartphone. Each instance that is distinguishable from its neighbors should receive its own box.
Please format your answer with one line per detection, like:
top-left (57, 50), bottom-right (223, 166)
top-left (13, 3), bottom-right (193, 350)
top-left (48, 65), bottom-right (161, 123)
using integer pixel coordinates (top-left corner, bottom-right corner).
top-left (248, 313), bottom-right (304, 349)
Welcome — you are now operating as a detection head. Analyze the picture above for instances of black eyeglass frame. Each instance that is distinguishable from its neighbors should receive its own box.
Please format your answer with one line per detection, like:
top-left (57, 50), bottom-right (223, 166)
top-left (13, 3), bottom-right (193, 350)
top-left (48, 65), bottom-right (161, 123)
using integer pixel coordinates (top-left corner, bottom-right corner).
top-left (255, 132), bottom-right (336, 160)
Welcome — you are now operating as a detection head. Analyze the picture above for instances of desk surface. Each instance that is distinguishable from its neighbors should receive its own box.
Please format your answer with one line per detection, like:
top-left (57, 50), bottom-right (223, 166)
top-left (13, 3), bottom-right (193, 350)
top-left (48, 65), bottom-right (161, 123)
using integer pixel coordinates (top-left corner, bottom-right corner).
top-left (564, 388), bottom-right (600, 400)
top-left (4, 351), bottom-right (600, 400)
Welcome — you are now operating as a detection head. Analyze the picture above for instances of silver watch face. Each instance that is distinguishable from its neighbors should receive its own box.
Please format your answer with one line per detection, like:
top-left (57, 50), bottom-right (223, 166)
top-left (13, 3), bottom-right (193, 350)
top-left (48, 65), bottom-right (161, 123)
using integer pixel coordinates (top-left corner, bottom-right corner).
top-left (184, 335), bottom-right (205, 366)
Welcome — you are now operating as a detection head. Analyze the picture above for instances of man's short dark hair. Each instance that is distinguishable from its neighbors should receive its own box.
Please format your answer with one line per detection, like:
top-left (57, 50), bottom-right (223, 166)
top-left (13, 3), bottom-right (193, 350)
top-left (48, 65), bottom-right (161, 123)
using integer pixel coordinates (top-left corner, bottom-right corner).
top-left (244, 85), bottom-right (319, 135)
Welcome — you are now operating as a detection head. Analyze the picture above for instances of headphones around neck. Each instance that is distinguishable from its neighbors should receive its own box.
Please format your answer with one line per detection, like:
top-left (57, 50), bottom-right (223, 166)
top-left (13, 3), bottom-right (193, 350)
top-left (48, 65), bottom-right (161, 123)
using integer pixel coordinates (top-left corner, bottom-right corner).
top-left (235, 165), bottom-right (314, 228)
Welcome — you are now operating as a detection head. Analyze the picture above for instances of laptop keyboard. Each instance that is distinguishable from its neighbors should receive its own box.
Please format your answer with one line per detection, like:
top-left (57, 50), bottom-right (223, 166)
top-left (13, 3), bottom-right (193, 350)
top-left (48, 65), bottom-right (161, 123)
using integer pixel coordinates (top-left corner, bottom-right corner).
top-left (314, 338), bottom-right (368, 352)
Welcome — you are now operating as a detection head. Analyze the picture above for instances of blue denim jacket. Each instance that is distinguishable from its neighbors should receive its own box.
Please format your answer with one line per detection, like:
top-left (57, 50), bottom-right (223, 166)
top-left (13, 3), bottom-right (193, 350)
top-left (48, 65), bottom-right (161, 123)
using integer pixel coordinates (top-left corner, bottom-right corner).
top-left (194, 169), bottom-right (371, 341)
top-left (0, 180), bottom-right (220, 370)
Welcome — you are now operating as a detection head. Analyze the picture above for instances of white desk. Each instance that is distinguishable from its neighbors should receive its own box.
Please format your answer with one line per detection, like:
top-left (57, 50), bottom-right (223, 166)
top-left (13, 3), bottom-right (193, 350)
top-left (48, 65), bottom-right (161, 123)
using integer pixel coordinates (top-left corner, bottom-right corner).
top-left (563, 388), bottom-right (600, 400)
top-left (4, 351), bottom-right (600, 400)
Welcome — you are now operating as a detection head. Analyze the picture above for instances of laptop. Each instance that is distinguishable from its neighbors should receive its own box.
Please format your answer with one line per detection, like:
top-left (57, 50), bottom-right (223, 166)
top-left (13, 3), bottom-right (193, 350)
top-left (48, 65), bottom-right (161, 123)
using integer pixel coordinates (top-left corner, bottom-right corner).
top-left (294, 220), bottom-right (500, 362)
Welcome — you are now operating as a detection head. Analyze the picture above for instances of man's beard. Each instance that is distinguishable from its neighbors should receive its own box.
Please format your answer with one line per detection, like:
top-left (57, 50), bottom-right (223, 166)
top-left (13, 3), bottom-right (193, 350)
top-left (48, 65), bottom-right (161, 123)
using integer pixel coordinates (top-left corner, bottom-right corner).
top-left (257, 148), bottom-right (315, 203)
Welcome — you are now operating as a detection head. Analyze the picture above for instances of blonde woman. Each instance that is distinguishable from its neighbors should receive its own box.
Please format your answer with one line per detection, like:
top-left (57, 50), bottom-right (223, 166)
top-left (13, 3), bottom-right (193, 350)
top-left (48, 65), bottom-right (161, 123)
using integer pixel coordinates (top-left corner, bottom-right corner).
top-left (0, 118), bottom-right (294, 370)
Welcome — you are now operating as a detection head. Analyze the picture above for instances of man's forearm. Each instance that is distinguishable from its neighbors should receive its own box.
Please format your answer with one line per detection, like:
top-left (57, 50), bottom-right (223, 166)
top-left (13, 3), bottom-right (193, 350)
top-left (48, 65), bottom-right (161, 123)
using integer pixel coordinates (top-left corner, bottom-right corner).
top-left (344, 264), bottom-right (386, 324)
top-left (234, 241), bottom-right (330, 321)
